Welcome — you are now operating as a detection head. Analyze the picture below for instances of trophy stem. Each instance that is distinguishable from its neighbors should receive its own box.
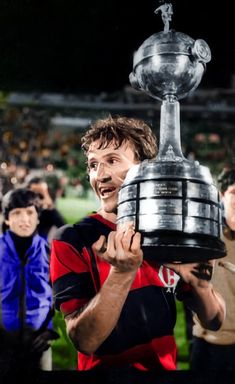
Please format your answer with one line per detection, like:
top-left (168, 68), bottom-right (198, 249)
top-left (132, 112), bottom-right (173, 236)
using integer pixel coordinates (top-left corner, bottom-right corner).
top-left (157, 95), bottom-right (185, 162)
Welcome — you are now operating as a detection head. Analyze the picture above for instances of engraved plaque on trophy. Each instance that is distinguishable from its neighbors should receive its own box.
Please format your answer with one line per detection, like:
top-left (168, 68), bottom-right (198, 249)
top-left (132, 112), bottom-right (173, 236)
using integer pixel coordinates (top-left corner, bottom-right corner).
top-left (117, 3), bottom-right (226, 263)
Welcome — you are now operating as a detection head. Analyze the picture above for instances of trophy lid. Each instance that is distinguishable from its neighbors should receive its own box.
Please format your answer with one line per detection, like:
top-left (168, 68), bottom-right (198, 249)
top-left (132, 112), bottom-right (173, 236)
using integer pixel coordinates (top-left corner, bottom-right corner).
top-left (133, 31), bottom-right (211, 69)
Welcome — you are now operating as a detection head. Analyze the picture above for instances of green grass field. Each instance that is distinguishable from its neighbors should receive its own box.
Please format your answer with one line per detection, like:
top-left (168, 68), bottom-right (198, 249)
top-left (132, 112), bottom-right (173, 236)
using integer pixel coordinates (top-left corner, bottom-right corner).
top-left (52, 195), bottom-right (190, 370)
top-left (56, 193), bottom-right (99, 224)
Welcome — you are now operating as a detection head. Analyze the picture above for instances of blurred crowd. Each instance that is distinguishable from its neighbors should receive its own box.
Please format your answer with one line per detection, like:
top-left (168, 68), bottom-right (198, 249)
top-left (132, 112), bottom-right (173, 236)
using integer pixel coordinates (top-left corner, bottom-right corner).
top-left (0, 106), bottom-right (90, 203)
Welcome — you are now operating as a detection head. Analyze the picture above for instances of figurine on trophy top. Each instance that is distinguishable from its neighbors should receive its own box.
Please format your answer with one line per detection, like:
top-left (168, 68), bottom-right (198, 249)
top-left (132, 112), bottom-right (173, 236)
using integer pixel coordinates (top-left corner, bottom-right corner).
top-left (154, 0), bottom-right (173, 33)
top-left (117, 3), bottom-right (226, 263)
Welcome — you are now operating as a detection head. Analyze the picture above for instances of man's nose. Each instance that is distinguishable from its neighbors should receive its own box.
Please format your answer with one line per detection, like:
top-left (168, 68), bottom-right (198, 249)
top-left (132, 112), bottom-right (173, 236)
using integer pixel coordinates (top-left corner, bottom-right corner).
top-left (96, 162), bottom-right (112, 182)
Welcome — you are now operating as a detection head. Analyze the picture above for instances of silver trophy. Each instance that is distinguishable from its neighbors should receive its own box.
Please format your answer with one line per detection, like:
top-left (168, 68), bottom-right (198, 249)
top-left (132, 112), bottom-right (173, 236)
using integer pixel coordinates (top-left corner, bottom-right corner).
top-left (117, 3), bottom-right (226, 263)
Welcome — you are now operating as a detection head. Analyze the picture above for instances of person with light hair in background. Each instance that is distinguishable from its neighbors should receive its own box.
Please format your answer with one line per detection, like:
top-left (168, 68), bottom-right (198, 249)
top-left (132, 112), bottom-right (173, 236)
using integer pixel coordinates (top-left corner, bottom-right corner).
top-left (191, 167), bottom-right (235, 370)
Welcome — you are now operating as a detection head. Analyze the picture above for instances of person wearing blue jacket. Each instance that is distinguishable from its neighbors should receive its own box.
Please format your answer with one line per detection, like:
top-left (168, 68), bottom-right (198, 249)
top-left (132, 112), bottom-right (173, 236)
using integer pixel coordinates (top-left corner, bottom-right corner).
top-left (0, 188), bottom-right (58, 373)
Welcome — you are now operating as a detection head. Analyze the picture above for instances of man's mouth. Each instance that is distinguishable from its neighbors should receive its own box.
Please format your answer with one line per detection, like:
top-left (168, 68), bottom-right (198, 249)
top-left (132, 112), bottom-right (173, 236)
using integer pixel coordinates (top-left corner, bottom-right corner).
top-left (100, 186), bottom-right (116, 197)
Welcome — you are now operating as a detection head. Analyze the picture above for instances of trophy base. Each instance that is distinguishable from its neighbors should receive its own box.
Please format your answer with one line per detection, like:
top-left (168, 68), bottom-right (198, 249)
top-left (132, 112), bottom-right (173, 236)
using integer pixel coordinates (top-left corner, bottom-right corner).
top-left (142, 232), bottom-right (227, 263)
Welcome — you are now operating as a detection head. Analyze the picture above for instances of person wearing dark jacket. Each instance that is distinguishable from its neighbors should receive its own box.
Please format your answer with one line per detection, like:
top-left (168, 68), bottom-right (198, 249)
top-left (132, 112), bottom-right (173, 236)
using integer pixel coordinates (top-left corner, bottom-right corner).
top-left (0, 188), bottom-right (58, 373)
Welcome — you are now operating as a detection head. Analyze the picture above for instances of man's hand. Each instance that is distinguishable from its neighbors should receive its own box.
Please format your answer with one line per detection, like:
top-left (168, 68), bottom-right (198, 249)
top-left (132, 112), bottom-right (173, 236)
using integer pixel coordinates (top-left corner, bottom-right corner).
top-left (165, 259), bottom-right (225, 331)
top-left (92, 225), bottom-right (143, 273)
top-left (164, 259), bottom-right (215, 288)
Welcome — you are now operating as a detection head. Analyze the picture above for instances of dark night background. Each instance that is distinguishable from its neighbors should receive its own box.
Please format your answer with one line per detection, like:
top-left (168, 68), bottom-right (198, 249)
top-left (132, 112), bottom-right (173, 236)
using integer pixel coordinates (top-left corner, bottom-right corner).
top-left (0, 0), bottom-right (234, 94)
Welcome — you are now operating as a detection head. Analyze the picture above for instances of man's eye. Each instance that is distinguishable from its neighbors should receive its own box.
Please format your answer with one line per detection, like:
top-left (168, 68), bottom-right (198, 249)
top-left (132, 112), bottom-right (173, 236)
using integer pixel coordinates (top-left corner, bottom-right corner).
top-left (89, 163), bottom-right (97, 170)
top-left (108, 158), bottom-right (117, 165)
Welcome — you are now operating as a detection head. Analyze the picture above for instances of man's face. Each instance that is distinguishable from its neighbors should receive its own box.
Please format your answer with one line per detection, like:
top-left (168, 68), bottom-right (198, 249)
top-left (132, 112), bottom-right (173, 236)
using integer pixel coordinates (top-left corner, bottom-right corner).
top-left (222, 184), bottom-right (235, 231)
top-left (5, 206), bottom-right (39, 237)
top-left (87, 140), bottom-right (139, 215)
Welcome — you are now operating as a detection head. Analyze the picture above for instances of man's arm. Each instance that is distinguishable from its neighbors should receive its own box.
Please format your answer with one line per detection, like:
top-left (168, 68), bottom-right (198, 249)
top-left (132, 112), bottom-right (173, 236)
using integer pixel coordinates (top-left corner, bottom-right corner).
top-left (65, 227), bottom-right (143, 355)
top-left (65, 266), bottom-right (136, 354)
top-left (167, 261), bottom-right (226, 331)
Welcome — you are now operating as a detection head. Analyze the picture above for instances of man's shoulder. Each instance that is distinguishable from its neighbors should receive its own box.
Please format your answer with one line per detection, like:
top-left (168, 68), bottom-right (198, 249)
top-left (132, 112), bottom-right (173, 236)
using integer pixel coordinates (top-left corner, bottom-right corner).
top-left (52, 214), bottom-right (111, 249)
top-left (53, 223), bottom-right (77, 241)
top-left (52, 215), bottom-right (95, 241)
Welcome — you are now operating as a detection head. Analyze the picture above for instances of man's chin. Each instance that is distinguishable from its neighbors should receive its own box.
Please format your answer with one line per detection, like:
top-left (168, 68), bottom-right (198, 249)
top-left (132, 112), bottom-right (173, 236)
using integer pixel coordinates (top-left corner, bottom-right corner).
top-left (101, 202), bottom-right (117, 214)
top-left (105, 207), bottom-right (117, 214)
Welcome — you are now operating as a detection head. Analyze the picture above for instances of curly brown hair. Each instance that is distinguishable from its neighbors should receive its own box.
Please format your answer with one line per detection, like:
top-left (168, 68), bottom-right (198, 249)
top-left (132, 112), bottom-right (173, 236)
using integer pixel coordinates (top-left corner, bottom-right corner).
top-left (81, 115), bottom-right (158, 162)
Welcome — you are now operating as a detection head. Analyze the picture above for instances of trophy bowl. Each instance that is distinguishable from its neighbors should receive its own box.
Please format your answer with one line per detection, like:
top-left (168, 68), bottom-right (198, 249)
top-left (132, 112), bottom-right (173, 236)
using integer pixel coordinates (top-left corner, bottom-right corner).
top-left (117, 155), bottom-right (226, 264)
top-left (129, 30), bottom-right (211, 101)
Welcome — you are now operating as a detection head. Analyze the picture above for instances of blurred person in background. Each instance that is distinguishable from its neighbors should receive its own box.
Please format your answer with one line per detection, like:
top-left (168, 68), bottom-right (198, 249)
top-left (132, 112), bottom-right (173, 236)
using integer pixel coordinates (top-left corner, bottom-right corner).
top-left (0, 188), bottom-right (59, 373)
top-left (24, 176), bottom-right (66, 243)
top-left (190, 167), bottom-right (235, 370)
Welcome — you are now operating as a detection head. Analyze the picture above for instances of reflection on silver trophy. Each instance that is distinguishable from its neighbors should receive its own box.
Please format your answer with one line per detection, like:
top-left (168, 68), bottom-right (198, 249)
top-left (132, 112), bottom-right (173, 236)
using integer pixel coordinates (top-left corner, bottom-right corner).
top-left (117, 3), bottom-right (226, 263)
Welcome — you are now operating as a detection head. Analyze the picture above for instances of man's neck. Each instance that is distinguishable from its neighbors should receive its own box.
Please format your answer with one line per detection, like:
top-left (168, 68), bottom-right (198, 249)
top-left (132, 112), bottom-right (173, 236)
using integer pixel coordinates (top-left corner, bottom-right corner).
top-left (97, 209), bottom-right (117, 224)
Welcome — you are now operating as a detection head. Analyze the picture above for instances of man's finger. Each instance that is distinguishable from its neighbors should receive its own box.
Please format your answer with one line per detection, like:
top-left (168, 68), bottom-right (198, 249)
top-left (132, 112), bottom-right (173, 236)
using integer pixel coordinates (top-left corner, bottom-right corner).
top-left (92, 235), bottom-right (107, 254)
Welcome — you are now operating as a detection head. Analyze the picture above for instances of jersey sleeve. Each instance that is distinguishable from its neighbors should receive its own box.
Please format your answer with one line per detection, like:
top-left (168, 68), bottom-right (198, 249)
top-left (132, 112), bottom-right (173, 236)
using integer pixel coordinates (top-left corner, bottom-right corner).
top-left (175, 278), bottom-right (193, 301)
top-left (50, 225), bottom-right (96, 316)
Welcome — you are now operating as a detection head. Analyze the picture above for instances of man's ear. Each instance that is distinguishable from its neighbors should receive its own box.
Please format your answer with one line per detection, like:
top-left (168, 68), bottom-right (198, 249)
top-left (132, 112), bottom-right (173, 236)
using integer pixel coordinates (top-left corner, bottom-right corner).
top-left (4, 219), bottom-right (9, 226)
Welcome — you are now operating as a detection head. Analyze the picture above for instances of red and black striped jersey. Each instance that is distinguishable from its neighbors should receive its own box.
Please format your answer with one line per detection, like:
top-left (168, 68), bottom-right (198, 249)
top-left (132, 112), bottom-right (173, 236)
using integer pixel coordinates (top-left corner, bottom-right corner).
top-left (50, 213), bottom-right (185, 371)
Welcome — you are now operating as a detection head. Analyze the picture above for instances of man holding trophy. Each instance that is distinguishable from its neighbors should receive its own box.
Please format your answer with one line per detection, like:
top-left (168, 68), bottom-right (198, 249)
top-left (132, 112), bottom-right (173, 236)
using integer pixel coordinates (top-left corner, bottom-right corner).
top-left (50, 3), bottom-right (226, 373)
